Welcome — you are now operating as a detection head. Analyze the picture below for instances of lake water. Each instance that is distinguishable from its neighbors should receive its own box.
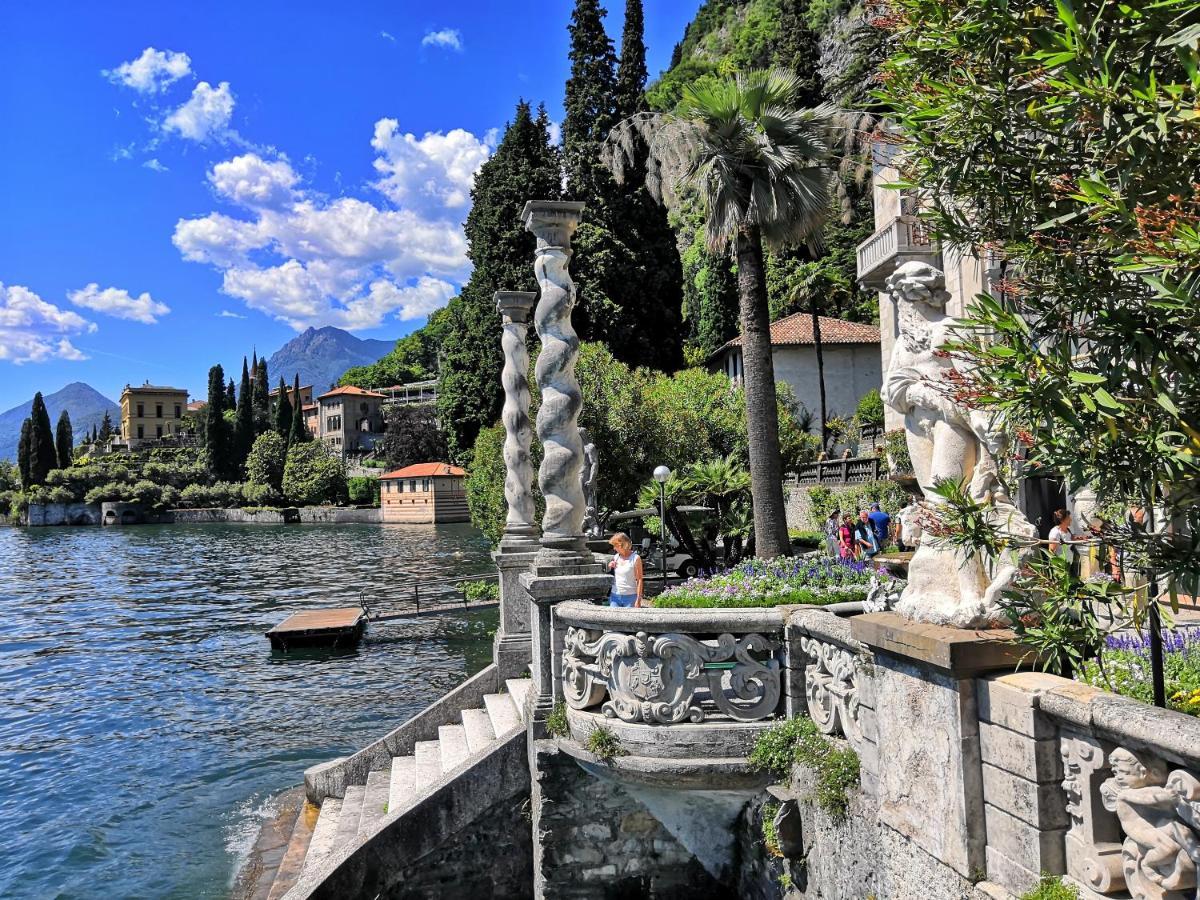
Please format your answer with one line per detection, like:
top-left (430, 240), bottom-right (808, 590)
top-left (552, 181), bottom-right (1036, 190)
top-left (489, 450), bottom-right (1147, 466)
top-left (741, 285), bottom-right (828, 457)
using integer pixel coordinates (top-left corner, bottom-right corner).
top-left (0, 523), bottom-right (496, 899)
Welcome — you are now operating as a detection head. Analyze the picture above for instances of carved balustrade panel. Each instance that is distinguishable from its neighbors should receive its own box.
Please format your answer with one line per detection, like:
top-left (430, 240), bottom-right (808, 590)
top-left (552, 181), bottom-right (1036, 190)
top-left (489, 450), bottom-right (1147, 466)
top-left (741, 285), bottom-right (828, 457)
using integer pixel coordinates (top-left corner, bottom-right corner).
top-left (799, 637), bottom-right (865, 749)
top-left (1059, 731), bottom-right (1200, 899)
top-left (561, 626), bottom-right (781, 725)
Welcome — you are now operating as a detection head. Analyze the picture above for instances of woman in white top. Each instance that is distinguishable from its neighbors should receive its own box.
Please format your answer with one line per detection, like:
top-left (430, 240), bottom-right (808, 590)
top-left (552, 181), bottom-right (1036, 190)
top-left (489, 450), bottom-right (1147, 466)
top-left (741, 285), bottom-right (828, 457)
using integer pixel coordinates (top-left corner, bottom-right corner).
top-left (607, 532), bottom-right (644, 607)
top-left (1047, 509), bottom-right (1078, 574)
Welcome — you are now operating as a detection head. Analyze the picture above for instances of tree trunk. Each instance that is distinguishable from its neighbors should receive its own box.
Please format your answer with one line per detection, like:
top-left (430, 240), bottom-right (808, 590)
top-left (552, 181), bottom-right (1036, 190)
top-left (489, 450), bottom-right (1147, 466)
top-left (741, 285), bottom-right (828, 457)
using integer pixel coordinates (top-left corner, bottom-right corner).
top-left (734, 225), bottom-right (792, 559)
top-left (811, 298), bottom-right (828, 450)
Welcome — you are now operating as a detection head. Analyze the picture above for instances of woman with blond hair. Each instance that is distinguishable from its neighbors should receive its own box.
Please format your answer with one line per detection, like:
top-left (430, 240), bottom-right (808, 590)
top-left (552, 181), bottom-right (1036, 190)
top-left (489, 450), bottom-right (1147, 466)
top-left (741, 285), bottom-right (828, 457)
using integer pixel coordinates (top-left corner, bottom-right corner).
top-left (607, 532), bottom-right (644, 607)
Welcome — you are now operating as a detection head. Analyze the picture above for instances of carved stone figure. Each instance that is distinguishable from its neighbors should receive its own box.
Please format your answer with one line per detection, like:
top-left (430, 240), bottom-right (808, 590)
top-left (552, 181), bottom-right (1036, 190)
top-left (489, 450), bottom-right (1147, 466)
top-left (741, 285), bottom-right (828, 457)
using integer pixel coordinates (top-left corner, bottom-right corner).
top-left (800, 637), bottom-right (864, 748)
top-left (1100, 748), bottom-right (1200, 899)
top-left (883, 260), bottom-right (1038, 627)
top-left (579, 426), bottom-right (601, 537)
top-left (1061, 732), bottom-right (1126, 893)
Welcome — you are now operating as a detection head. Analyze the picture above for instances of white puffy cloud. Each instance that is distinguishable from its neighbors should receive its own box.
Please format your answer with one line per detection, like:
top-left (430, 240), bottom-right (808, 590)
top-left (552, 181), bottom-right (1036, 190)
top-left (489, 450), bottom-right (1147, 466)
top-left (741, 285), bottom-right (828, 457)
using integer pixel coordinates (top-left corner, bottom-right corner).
top-left (209, 154), bottom-right (299, 207)
top-left (105, 47), bottom-right (192, 93)
top-left (217, 309), bottom-right (246, 319)
top-left (143, 158), bottom-right (168, 172)
top-left (370, 119), bottom-right (491, 213)
top-left (172, 122), bottom-right (489, 331)
top-left (68, 283), bottom-right (171, 324)
top-left (0, 283), bottom-right (96, 364)
top-left (421, 29), bottom-right (463, 51)
top-left (163, 81), bottom-right (234, 142)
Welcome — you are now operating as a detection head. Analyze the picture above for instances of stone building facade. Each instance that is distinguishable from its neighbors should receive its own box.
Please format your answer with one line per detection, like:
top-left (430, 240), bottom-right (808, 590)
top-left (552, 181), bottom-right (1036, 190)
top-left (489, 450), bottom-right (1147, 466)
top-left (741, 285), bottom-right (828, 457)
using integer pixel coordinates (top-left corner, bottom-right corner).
top-left (119, 382), bottom-right (188, 446)
top-left (314, 385), bottom-right (385, 454)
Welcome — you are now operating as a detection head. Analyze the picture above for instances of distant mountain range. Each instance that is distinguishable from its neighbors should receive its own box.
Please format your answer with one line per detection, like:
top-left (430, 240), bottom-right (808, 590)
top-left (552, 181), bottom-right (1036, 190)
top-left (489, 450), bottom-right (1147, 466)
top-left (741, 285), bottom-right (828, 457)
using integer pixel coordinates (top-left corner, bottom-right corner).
top-left (266, 326), bottom-right (395, 398)
top-left (0, 382), bottom-right (119, 461)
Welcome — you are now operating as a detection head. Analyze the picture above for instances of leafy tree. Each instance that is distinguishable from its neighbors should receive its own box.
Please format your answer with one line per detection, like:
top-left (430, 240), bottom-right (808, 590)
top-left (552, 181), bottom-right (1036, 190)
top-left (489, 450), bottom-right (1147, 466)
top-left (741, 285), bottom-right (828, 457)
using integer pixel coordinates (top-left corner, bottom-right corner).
top-left (436, 100), bottom-right (562, 459)
top-left (283, 441), bottom-right (347, 506)
top-left (274, 376), bottom-right (293, 439)
top-left (379, 404), bottom-right (448, 471)
top-left (252, 355), bottom-right (270, 435)
top-left (339, 326), bottom-right (442, 389)
top-left (205, 364), bottom-right (233, 479)
top-left (465, 424), bottom-right (512, 545)
top-left (288, 373), bottom-right (309, 444)
top-left (28, 392), bottom-right (56, 486)
top-left (234, 356), bottom-right (254, 468)
top-left (98, 411), bottom-right (115, 443)
top-left (609, 69), bottom-right (835, 558)
top-left (55, 409), bottom-right (73, 470)
top-left (245, 431), bottom-right (287, 492)
top-left (17, 418), bottom-right (32, 488)
top-left (875, 0), bottom-right (1200, 647)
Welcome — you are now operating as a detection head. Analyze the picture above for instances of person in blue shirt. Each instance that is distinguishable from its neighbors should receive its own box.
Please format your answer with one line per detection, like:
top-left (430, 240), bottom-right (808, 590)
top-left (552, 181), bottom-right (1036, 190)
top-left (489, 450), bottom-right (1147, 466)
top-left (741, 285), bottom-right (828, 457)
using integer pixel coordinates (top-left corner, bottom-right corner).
top-left (867, 502), bottom-right (891, 552)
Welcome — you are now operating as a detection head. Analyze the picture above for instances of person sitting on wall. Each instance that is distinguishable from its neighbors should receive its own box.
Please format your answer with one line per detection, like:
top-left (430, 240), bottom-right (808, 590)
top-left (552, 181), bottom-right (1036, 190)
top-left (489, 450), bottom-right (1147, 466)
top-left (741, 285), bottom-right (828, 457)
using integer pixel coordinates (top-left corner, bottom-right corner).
top-left (607, 532), bottom-right (644, 608)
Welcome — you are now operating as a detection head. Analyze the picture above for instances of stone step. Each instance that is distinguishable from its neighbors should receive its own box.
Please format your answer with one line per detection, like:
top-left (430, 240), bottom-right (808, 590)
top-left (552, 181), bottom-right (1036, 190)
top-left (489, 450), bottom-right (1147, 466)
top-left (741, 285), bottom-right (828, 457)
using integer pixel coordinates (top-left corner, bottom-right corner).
top-left (356, 768), bottom-right (391, 841)
top-left (333, 784), bottom-right (366, 850)
top-left (300, 797), bottom-right (342, 878)
top-left (438, 724), bottom-right (469, 773)
top-left (414, 740), bottom-right (442, 792)
top-left (388, 755), bottom-right (417, 816)
top-left (266, 799), bottom-right (317, 900)
top-left (461, 707), bottom-right (496, 753)
top-left (505, 679), bottom-right (532, 723)
top-left (483, 692), bottom-right (520, 736)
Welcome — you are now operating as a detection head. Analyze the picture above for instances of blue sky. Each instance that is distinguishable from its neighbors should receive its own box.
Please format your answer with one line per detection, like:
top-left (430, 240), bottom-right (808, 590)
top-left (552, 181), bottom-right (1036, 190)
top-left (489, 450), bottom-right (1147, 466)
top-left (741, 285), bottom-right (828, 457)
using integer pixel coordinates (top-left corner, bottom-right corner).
top-left (0, 0), bottom-right (699, 410)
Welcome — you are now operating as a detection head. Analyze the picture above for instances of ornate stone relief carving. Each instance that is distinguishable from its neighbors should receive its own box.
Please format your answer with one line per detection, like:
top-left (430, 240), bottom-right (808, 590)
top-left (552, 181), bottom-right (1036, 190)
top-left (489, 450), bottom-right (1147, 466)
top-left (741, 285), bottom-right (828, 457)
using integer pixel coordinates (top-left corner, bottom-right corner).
top-left (1061, 733), bottom-right (1200, 899)
top-left (799, 637), bottom-right (864, 748)
top-left (561, 626), bottom-right (781, 725)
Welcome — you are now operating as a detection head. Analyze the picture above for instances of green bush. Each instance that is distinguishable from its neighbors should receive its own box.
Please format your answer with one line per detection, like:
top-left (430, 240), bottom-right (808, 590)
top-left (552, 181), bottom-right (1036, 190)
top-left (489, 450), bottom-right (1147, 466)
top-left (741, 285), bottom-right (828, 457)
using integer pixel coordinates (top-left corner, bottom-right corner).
top-left (1020, 875), bottom-right (1078, 900)
top-left (1077, 631), bottom-right (1200, 717)
top-left (750, 716), bottom-right (860, 819)
top-left (283, 443), bottom-right (347, 506)
top-left (806, 480), bottom-right (911, 524)
top-left (884, 429), bottom-right (912, 475)
top-left (854, 389), bottom-right (884, 429)
top-left (348, 476), bottom-right (380, 506)
top-left (458, 580), bottom-right (500, 603)
top-left (242, 482), bottom-right (282, 506)
top-left (245, 432), bottom-right (287, 492)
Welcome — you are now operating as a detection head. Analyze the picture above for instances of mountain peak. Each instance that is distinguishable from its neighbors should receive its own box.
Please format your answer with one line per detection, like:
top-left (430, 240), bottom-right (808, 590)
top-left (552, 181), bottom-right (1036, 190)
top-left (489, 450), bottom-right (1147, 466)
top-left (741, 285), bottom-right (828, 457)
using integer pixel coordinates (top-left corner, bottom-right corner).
top-left (266, 326), bottom-right (395, 396)
top-left (0, 382), bottom-right (119, 461)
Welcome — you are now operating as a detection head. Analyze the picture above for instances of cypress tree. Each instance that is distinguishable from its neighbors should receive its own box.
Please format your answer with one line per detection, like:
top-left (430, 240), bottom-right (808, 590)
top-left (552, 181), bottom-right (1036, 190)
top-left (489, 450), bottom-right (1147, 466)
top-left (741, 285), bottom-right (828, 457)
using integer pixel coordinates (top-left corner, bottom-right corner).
top-left (773, 0), bottom-right (823, 106)
top-left (563, 0), bottom-right (684, 371)
top-left (274, 376), bottom-right (293, 440)
top-left (55, 410), bottom-right (73, 469)
top-left (91, 424), bottom-right (98, 443)
top-left (288, 374), bottom-right (308, 445)
top-left (615, 0), bottom-right (647, 119)
top-left (436, 100), bottom-right (563, 459)
top-left (253, 356), bottom-right (270, 435)
top-left (98, 411), bottom-right (114, 443)
top-left (235, 356), bottom-right (254, 468)
top-left (226, 378), bottom-right (236, 409)
top-left (28, 392), bottom-right (56, 485)
top-left (17, 418), bottom-right (32, 488)
top-left (205, 364), bottom-right (232, 479)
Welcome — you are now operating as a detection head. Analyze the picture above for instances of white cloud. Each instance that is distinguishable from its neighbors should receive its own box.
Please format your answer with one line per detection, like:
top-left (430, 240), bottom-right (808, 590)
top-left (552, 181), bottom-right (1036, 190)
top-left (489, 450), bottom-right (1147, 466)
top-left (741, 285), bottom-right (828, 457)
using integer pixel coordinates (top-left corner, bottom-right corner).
top-left (0, 283), bottom-right (96, 364)
top-left (163, 81), bottom-right (234, 142)
top-left (421, 29), bottom-right (462, 51)
top-left (209, 153), bottom-right (299, 207)
top-left (105, 47), bottom-right (192, 93)
top-left (380, 30), bottom-right (396, 42)
top-left (370, 119), bottom-right (491, 213)
top-left (143, 158), bottom-right (168, 172)
top-left (547, 120), bottom-right (562, 147)
top-left (217, 309), bottom-right (246, 319)
top-left (68, 283), bottom-right (171, 325)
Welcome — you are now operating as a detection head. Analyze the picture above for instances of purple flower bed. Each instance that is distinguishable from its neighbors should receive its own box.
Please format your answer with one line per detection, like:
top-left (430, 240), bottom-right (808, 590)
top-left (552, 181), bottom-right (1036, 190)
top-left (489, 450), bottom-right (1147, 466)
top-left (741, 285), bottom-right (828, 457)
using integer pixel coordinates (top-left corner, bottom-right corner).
top-left (1077, 628), bottom-right (1200, 715)
top-left (654, 556), bottom-right (889, 609)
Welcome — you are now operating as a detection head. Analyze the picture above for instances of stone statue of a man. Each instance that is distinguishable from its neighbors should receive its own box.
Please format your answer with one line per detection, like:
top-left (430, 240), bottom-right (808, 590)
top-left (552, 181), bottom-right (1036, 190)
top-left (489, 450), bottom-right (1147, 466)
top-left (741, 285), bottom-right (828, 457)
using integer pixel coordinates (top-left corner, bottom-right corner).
top-left (579, 427), bottom-right (601, 537)
top-left (883, 261), bottom-right (1037, 627)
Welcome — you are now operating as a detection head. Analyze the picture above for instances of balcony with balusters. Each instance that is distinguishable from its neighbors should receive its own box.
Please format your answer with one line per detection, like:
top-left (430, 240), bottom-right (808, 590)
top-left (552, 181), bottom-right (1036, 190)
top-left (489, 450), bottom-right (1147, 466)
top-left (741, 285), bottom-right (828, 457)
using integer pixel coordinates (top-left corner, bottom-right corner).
top-left (856, 215), bottom-right (941, 288)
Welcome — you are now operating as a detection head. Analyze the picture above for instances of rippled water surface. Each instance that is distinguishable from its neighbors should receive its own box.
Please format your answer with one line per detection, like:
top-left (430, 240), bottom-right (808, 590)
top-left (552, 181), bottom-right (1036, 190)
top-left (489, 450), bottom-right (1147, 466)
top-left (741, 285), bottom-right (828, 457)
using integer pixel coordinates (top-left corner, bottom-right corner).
top-left (0, 523), bottom-right (495, 899)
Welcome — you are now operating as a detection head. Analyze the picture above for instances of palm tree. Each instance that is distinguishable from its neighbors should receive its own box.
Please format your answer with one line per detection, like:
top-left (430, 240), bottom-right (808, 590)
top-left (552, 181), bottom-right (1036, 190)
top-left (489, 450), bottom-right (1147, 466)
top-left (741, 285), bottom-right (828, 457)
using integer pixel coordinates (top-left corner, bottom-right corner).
top-left (607, 68), bottom-right (835, 559)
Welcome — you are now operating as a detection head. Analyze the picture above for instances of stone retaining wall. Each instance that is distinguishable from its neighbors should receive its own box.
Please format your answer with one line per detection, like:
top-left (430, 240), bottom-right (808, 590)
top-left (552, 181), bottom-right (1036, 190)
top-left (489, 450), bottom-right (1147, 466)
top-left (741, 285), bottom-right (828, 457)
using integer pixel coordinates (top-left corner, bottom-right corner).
top-left (170, 506), bottom-right (381, 525)
top-left (25, 502), bottom-right (102, 526)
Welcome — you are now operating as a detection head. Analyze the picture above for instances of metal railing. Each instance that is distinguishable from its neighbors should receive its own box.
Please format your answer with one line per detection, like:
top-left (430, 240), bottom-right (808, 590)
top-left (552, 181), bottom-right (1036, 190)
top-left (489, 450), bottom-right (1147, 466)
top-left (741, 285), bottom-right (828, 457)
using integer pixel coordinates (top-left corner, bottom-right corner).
top-left (359, 571), bottom-right (499, 621)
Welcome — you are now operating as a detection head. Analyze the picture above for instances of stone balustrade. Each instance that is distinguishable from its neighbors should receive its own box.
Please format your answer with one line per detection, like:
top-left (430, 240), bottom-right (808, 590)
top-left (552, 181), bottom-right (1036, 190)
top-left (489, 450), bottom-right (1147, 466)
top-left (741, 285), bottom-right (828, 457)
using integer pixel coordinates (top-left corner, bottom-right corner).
top-left (856, 214), bottom-right (940, 289)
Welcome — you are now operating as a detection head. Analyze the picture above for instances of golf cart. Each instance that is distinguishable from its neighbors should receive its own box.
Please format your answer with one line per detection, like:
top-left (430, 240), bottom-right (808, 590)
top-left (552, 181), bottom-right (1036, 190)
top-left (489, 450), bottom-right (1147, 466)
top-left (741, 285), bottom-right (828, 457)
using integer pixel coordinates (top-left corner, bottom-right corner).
top-left (606, 503), bottom-right (719, 579)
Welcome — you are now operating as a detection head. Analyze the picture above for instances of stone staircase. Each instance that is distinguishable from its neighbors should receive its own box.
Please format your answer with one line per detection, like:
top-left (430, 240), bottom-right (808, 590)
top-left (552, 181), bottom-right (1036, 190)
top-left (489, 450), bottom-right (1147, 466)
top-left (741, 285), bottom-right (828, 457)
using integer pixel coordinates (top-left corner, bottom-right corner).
top-left (265, 678), bottom-right (532, 900)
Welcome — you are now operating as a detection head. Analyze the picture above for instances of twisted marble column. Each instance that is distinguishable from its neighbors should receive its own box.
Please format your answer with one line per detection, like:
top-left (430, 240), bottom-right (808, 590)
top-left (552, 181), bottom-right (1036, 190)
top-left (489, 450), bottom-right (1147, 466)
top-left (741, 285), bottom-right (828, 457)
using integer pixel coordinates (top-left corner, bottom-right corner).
top-left (495, 291), bottom-right (540, 551)
top-left (521, 200), bottom-right (587, 555)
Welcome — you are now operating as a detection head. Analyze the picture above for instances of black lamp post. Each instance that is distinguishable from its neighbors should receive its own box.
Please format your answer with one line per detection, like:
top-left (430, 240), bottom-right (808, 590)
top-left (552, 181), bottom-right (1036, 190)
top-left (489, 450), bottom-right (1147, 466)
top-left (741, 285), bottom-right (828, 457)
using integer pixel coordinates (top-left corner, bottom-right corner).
top-left (654, 465), bottom-right (671, 592)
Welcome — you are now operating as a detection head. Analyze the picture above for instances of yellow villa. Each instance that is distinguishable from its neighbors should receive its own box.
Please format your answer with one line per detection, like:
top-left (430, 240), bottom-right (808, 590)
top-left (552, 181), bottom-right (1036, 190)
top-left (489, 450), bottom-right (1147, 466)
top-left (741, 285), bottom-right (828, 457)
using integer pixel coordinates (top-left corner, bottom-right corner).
top-left (120, 382), bottom-right (189, 447)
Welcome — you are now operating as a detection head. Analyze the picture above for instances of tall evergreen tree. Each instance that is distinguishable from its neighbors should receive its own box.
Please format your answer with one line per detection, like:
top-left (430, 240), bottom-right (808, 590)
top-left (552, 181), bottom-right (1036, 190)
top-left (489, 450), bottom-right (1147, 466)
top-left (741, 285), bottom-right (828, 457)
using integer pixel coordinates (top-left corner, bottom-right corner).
top-left (288, 373), bottom-right (308, 445)
top-left (274, 376), bottom-right (293, 439)
top-left (235, 356), bottom-right (255, 468)
top-left (98, 411), bottom-right (114, 443)
top-left (55, 410), bottom-right (73, 469)
top-left (27, 392), bottom-right (56, 485)
top-left (436, 100), bottom-right (563, 459)
top-left (253, 356), bottom-right (270, 435)
top-left (615, 0), bottom-right (648, 119)
top-left (17, 418), bottom-right (32, 488)
top-left (91, 424), bottom-right (98, 443)
top-left (565, 0), bottom-right (684, 371)
top-left (773, 0), bottom-right (824, 105)
top-left (226, 378), bottom-right (236, 409)
top-left (205, 365), bottom-right (233, 479)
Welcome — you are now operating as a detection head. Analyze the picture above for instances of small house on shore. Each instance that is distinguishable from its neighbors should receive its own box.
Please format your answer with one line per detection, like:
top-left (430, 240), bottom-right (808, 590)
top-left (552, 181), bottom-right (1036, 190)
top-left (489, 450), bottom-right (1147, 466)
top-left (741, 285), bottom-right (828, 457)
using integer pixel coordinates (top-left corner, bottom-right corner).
top-left (379, 463), bottom-right (469, 524)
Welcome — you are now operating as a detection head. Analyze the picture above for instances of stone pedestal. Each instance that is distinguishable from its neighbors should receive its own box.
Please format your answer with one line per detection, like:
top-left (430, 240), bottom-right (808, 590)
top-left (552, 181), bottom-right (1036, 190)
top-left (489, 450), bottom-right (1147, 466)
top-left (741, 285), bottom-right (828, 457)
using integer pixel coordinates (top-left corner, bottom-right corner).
top-left (493, 549), bottom-right (540, 679)
top-left (521, 560), bottom-right (610, 733)
top-left (850, 612), bottom-right (1033, 879)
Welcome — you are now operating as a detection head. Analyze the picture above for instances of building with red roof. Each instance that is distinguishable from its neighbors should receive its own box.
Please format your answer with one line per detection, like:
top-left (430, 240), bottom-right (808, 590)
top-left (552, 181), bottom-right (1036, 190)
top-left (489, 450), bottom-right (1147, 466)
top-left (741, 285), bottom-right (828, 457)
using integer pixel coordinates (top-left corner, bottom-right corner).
top-left (315, 385), bottom-right (387, 454)
top-left (378, 463), bottom-right (469, 524)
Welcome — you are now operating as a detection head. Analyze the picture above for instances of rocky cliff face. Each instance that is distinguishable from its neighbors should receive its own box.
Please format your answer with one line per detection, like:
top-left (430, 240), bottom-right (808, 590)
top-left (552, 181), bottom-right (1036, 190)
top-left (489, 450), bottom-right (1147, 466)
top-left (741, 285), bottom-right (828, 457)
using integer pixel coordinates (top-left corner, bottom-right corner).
top-left (265, 326), bottom-right (394, 397)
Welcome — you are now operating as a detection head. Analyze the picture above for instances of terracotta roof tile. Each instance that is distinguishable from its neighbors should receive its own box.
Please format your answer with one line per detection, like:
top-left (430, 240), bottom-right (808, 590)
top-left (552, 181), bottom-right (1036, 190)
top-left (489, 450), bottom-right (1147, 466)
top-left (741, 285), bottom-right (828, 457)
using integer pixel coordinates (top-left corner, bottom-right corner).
top-left (380, 462), bottom-right (467, 479)
top-left (317, 385), bottom-right (386, 399)
top-left (718, 314), bottom-right (880, 352)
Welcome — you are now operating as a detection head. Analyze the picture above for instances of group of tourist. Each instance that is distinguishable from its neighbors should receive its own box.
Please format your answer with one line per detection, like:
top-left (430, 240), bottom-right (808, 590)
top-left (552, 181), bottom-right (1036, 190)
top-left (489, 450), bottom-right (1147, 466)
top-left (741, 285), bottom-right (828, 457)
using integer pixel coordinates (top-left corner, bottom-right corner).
top-left (823, 497), bottom-right (921, 562)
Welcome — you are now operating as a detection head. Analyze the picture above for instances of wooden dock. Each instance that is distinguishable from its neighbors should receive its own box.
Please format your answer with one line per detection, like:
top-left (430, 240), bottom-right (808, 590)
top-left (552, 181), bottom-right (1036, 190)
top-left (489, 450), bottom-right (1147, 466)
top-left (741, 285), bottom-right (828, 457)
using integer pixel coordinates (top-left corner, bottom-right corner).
top-left (266, 607), bottom-right (367, 651)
